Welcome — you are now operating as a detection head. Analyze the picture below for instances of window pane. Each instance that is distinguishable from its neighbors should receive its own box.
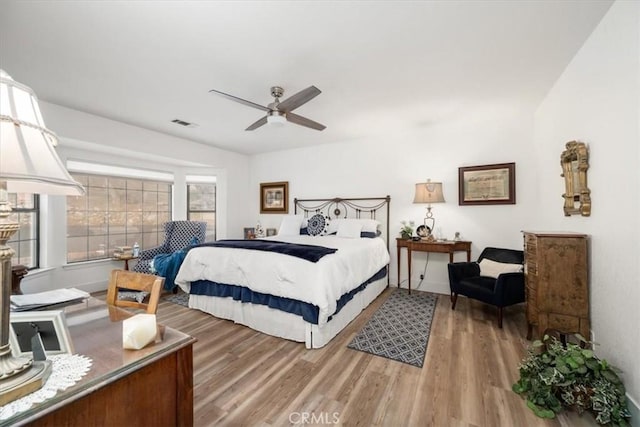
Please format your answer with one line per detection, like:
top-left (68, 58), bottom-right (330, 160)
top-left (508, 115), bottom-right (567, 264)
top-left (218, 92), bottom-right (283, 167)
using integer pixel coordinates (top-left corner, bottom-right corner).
top-left (187, 183), bottom-right (216, 241)
top-left (67, 211), bottom-right (88, 237)
top-left (88, 187), bottom-right (108, 211)
top-left (67, 173), bottom-right (173, 263)
top-left (7, 194), bottom-right (39, 269)
top-left (88, 175), bottom-right (107, 187)
top-left (109, 178), bottom-right (127, 189)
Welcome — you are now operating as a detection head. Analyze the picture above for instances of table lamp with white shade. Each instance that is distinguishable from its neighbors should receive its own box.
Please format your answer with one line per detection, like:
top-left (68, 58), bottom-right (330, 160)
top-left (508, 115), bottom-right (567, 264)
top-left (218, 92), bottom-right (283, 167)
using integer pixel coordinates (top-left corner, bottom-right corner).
top-left (0, 69), bottom-right (84, 404)
top-left (413, 179), bottom-right (445, 237)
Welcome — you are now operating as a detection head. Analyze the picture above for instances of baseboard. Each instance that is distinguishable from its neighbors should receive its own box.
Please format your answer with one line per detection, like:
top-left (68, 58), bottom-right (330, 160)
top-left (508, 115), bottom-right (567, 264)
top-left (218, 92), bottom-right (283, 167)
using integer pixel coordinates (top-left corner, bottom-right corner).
top-left (627, 393), bottom-right (639, 426)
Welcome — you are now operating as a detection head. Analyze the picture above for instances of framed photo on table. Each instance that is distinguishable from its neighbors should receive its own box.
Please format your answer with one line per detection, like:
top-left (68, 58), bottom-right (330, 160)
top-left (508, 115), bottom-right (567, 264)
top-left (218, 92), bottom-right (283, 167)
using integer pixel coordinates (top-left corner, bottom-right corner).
top-left (260, 181), bottom-right (289, 214)
top-left (459, 162), bottom-right (516, 205)
top-left (9, 310), bottom-right (74, 357)
top-left (243, 227), bottom-right (256, 239)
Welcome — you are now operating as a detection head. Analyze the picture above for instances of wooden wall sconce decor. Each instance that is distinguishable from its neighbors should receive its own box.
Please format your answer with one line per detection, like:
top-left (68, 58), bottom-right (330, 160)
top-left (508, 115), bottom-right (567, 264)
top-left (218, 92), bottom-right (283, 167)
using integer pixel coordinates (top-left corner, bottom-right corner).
top-left (560, 141), bottom-right (591, 216)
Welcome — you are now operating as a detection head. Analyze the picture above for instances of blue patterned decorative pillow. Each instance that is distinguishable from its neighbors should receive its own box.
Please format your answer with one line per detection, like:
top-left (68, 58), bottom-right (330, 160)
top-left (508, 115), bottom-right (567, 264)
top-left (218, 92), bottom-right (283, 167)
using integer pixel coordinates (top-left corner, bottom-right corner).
top-left (307, 214), bottom-right (329, 236)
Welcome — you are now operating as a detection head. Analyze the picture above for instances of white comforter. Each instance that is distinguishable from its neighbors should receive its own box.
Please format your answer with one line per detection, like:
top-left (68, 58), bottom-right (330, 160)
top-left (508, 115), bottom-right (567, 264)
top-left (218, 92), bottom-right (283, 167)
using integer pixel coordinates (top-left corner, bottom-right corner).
top-left (175, 235), bottom-right (390, 325)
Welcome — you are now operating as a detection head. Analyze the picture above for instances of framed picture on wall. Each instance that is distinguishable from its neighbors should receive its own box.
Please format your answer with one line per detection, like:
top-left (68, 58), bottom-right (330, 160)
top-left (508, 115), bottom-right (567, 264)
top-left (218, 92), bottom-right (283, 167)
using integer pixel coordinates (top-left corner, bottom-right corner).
top-left (260, 181), bottom-right (289, 214)
top-left (459, 162), bottom-right (516, 205)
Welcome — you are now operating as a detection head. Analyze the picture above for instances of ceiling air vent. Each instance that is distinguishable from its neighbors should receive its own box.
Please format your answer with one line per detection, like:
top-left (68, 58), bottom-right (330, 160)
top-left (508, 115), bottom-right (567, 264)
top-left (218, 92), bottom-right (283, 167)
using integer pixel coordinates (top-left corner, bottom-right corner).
top-left (171, 119), bottom-right (198, 128)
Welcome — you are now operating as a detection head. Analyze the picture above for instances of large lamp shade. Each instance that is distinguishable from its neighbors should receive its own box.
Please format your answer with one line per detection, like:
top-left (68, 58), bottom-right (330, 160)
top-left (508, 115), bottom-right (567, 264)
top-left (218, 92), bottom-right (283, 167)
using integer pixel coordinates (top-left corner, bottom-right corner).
top-left (0, 70), bottom-right (83, 195)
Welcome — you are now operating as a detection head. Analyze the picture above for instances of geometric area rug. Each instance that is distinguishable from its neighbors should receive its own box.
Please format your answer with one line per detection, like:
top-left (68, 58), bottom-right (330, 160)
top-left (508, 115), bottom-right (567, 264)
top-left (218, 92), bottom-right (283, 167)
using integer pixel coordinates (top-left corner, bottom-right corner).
top-left (347, 289), bottom-right (437, 368)
top-left (163, 290), bottom-right (189, 307)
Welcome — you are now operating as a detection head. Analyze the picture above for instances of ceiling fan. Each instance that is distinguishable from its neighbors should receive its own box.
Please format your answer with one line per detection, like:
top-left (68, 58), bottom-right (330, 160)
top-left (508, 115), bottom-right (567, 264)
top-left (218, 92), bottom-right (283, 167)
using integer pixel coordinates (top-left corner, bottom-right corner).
top-left (209, 85), bottom-right (326, 131)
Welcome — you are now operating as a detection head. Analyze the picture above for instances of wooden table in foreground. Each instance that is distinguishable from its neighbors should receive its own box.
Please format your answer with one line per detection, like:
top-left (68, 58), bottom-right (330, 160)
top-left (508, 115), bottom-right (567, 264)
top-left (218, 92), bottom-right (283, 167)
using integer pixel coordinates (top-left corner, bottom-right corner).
top-left (396, 238), bottom-right (472, 294)
top-left (7, 299), bottom-right (196, 427)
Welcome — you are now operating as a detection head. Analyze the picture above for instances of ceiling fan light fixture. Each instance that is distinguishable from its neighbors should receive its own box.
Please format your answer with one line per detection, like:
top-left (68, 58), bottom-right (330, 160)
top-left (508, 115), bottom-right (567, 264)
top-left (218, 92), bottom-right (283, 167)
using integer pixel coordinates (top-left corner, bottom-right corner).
top-left (267, 111), bottom-right (286, 126)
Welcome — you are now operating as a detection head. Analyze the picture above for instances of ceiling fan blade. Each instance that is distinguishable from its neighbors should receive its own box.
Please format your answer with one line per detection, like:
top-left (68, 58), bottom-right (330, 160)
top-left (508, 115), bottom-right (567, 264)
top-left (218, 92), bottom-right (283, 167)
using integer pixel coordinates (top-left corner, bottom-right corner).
top-left (209, 88), bottom-right (270, 112)
top-left (286, 112), bottom-right (326, 131)
top-left (245, 116), bottom-right (268, 131)
top-left (277, 86), bottom-right (321, 112)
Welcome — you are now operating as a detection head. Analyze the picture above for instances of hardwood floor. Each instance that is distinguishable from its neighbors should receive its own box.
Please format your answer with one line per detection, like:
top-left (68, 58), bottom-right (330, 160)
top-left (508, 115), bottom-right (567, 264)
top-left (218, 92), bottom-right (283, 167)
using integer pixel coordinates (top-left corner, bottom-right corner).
top-left (150, 288), bottom-right (598, 427)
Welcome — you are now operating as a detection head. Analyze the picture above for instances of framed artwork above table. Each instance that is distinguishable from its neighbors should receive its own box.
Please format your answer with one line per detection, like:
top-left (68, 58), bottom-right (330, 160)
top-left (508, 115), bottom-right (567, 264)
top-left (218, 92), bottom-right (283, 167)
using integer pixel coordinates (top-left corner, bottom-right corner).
top-left (458, 162), bottom-right (515, 205)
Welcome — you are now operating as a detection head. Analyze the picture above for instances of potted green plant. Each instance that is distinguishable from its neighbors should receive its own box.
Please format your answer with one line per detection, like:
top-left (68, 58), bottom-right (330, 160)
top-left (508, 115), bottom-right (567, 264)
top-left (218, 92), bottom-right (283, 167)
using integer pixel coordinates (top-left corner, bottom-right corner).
top-left (399, 220), bottom-right (414, 239)
top-left (513, 332), bottom-right (631, 426)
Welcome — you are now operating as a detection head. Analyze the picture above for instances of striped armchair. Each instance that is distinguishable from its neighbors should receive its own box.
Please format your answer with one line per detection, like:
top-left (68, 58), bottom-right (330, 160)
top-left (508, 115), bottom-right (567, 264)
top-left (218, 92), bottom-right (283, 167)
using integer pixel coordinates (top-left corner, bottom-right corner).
top-left (133, 220), bottom-right (207, 277)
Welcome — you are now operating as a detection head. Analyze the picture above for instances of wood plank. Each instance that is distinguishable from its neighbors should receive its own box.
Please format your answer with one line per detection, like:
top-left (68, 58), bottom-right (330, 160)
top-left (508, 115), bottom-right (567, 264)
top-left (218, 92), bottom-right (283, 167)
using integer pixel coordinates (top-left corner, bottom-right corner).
top-left (119, 288), bottom-right (600, 426)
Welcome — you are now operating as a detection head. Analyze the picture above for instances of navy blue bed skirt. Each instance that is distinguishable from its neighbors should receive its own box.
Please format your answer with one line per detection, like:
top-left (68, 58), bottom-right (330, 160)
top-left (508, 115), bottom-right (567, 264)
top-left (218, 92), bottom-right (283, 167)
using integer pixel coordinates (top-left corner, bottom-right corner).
top-left (189, 266), bottom-right (388, 325)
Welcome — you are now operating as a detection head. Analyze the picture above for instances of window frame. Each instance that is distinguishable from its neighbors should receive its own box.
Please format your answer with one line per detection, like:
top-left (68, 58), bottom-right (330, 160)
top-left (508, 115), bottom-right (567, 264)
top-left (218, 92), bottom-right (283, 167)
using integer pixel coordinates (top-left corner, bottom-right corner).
top-left (7, 193), bottom-right (40, 270)
top-left (66, 172), bottom-right (173, 264)
top-left (186, 182), bottom-right (216, 242)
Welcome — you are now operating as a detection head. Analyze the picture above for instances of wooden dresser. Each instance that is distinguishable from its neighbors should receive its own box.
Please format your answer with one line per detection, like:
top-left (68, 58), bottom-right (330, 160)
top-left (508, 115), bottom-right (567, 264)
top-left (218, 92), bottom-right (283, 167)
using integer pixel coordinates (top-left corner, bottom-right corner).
top-left (522, 232), bottom-right (589, 340)
top-left (6, 300), bottom-right (196, 426)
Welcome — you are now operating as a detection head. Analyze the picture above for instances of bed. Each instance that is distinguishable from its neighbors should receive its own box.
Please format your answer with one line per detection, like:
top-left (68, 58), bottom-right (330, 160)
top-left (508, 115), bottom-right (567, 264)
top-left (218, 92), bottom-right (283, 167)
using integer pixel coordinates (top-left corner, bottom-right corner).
top-left (174, 196), bottom-right (391, 348)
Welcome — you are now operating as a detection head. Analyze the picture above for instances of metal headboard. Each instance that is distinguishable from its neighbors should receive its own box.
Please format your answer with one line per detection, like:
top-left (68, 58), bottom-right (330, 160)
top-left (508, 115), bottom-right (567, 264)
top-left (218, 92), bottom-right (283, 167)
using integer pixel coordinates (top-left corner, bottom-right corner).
top-left (294, 196), bottom-right (391, 249)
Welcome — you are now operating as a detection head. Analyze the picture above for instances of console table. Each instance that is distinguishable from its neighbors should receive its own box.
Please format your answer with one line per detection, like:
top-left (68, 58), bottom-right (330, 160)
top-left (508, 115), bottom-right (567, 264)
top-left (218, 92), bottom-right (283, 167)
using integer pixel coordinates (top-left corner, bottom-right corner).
top-left (6, 299), bottom-right (196, 426)
top-left (397, 238), bottom-right (472, 293)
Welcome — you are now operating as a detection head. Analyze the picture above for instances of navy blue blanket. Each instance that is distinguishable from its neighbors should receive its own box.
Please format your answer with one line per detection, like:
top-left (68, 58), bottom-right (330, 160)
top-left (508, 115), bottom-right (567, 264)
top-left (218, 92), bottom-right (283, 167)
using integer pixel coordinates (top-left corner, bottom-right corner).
top-left (191, 239), bottom-right (337, 262)
top-left (153, 250), bottom-right (187, 291)
top-left (190, 266), bottom-right (388, 324)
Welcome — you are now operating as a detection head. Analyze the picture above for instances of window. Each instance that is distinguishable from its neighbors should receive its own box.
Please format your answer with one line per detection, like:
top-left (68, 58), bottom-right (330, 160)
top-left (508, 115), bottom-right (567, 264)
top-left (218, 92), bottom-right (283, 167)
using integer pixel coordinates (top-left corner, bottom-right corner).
top-left (66, 174), bottom-right (172, 263)
top-left (187, 182), bottom-right (216, 242)
top-left (7, 193), bottom-right (39, 269)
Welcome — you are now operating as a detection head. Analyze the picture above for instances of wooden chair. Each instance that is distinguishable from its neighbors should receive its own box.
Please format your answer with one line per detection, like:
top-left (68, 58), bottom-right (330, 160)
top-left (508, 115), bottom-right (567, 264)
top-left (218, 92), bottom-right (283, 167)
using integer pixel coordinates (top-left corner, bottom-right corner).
top-left (106, 269), bottom-right (164, 314)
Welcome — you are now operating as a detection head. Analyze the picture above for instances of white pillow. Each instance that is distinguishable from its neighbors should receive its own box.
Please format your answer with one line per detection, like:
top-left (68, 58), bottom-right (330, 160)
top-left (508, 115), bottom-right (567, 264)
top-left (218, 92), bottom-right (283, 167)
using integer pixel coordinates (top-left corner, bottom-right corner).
top-left (327, 218), bottom-right (380, 234)
top-left (278, 215), bottom-right (304, 236)
top-left (478, 258), bottom-right (523, 279)
top-left (336, 220), bottom-right (363, 238)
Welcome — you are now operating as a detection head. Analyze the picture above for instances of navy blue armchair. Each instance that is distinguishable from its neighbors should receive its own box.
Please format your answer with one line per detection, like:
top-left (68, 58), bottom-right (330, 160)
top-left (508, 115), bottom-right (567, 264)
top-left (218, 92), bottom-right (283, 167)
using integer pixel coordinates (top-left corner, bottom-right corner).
top-left (447, 247), bottom-right (525, 328)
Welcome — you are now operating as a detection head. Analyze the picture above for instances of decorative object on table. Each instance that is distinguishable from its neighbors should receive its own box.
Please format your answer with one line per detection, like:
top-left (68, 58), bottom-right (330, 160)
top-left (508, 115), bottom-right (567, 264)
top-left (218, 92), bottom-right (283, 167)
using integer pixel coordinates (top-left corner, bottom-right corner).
top-left (453, 231), bottom-right (461, 241)
top-left (266, 228), bottom-right (277, 237)
top-left (209, 85), bottom-right (326, 131)
top-left (416, 224), bottom-right (434, 241)
top-left (260, 181), bottom-right (289, 214)
top-left (0, 69), bottom-right (84, 405)
top-left (413, 179), bottom-right (445, 231)
top-left (255, 221), bottom-right (265, 238)
top-left (9, 311), bottom-right (74, 357)
top-left (348, 289), bottom-right (437, 367)
top-left (132, 220), bottom-right (207, 275)
top-left (416, 224), bottom-right (429, 237)
top-left (458, 162), bottom-right (516, 205)
top-left (122, 314), bottom-right (157, 350)
top-left (399, 220), bottom-right (415, 239)
top-left (448, 247), bottom-right (524, 328)
top-left (0, 354), bottom-right (92, 421)
top-left (560, 141), bottom-right (590, 216)
top-left (243, 227), bottom-right (256, 239)
top-left (132, 242), bottom-right (140, 257)
top-left (113, 246), bottom-right (133, 258)
top-left (513, 332), bottom-right (631, 426)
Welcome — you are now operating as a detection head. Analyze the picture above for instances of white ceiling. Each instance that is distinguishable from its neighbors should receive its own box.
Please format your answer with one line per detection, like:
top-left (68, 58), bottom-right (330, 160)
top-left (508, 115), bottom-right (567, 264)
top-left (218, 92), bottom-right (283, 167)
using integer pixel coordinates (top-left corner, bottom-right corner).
top-left (0, 1), bottom-right (613, 155)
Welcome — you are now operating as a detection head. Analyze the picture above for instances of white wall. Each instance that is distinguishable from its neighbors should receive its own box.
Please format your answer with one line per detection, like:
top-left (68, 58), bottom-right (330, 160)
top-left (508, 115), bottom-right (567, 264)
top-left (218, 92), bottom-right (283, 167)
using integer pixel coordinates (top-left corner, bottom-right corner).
top-left (21, 102), bottom-right (251, 294)
top-left (533, 0), bottom-right (639, 410)
top-left (250, 107), bottom-right (537, 294)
